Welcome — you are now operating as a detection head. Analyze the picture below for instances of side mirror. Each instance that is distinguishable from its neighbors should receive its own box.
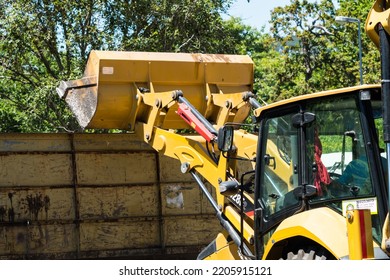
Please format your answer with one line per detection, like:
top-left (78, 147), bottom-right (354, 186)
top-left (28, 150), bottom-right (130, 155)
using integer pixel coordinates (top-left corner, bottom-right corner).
top-left (218, 126), bottom-right (234, 152)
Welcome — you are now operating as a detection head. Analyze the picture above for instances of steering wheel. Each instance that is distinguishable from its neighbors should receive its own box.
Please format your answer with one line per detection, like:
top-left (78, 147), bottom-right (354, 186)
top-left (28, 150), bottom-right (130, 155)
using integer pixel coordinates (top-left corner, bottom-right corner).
top-left (328, 172), bottom-right (360, 197)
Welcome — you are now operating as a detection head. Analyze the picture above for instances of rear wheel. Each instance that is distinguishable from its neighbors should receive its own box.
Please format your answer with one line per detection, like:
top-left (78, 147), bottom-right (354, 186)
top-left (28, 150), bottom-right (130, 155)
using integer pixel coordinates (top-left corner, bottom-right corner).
top-left (283, 249), bottom-right (327, 260)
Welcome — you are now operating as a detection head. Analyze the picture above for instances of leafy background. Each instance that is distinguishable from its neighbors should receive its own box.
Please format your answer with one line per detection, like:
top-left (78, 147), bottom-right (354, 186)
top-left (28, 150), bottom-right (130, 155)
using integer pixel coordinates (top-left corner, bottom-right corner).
top-left (0, 0), bottom-right (380, 132)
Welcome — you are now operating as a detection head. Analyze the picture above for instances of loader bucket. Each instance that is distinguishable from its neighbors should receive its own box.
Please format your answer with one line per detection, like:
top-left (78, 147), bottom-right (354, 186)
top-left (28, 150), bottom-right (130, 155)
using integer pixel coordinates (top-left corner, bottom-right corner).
top-left (57, 51), bottom-right (254, 130)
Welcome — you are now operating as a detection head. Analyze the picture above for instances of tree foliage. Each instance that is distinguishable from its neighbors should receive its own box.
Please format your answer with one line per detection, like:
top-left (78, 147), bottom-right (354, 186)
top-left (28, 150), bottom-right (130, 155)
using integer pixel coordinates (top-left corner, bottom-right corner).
top-left (261, 0), bottom-right (380, 103)
top-left (102, 0), bottom-right (235, 53)
top-left (0, 0), bottom-right (383, 131)
top-left (337, 0), bottom-right (380, 84)
top-left (1, 0), bottom-right (263, 132)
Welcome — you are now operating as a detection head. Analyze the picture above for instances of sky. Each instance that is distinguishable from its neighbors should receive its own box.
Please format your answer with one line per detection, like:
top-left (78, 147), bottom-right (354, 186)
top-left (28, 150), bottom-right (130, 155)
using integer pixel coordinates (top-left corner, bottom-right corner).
top-left (225, 0), bottom-right (338, 31)
top-left (225, 0), bottom-right (295, 31)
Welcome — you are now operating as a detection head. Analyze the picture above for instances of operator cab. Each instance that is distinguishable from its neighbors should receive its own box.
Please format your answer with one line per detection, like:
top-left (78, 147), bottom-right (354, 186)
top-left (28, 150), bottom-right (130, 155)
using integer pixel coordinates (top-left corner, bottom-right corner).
top-left (253, 85), bottom-right (387, 248)
top-left (218, 85), bottom-right (388, 254)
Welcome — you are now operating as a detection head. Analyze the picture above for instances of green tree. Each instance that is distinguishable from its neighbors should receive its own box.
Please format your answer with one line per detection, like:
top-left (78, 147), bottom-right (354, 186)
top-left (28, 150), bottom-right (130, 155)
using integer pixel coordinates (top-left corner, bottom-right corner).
top-left (265, 0), bottom-right (380, 102)
top-left (102, 0), bottom-right (235, 53)
top-left (269, 0), bottom-right (341, 100)
top-left (336, 0), bottom-right (380, 84)
top-left (0, 0), bottom-right (106, 132)
top-left (2, 0), bottom-right (271, 132)
top-left (221, 17), bottom-right (276, 117)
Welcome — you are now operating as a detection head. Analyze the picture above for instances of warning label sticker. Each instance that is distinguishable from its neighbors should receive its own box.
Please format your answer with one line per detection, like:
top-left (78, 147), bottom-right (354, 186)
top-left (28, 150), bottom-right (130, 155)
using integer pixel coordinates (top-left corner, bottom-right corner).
top-left (341, 197), bottom-right (378, 216)
top-left (102, 66), bottom-right (114, 75)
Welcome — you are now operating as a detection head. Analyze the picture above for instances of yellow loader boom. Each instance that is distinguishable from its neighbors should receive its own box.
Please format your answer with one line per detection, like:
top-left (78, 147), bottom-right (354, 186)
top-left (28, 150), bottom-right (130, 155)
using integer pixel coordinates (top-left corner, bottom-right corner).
top-left (366, 0), bottom-right (390, 48)
top-left (58, 50), bottom-right (260, 258)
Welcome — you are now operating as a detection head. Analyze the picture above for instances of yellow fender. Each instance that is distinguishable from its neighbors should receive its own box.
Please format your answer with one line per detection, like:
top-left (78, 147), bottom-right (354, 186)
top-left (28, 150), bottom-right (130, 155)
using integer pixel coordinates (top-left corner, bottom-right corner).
top-left (263, 208), bottom-right (349, 259)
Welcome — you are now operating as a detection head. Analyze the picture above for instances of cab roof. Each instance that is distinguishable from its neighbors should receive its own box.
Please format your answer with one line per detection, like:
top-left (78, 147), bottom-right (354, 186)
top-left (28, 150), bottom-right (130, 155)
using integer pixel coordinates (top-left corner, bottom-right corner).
top-left (253, 84), bottom-right (381, 117)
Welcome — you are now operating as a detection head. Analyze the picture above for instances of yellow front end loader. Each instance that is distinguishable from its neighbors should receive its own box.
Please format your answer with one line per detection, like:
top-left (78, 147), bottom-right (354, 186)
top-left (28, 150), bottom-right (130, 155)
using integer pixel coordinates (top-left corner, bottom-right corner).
top-left (57, 0), bottom-right (390, 260)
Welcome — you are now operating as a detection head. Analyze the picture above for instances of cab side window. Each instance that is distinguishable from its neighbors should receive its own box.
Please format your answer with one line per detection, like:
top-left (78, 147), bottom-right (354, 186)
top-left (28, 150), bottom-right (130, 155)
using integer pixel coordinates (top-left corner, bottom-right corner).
top-left (260, 113), bottom-right (300, 218)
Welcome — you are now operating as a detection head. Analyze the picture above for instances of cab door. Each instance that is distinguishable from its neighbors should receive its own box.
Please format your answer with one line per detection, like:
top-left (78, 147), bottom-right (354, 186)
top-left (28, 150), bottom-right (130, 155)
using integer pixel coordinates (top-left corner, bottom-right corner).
top-left (254, 104), bottom-right (318, 256)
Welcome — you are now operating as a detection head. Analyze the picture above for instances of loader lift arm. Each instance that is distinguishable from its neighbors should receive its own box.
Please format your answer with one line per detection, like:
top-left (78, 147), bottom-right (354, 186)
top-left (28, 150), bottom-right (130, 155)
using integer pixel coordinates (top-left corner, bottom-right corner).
top-left (57, 50), bottom-right (259, 258)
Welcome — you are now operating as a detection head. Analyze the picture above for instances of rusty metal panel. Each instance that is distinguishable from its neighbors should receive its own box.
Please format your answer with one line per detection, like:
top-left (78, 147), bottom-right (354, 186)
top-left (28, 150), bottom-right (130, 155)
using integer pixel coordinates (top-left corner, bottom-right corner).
top-left (72, 133), bottom-right (151, 152)
top-left (202, 182), bottom-right (220, 214)
top-left (159, 156), bottom-right (193, 183)
top-left (0, 189), bottom-right (75, 222)
top-left (0, 133), bottom-right (220, 259)
top-left (0, 134), bottom-right (71, 152)
top-left (79, 220), bottom-right (160, 251)
top-left (21, 223), bottom-right (77, 255)
top-left (78, 185), bottom-right (159, 219)
top-left (0, 224), bottom-right (77, 258)
top-left (163, 216), bottom-right (221, 247)
top-left (0, 154), bottom-right (73, 187)
top-left (76, 153), bottom-right (157, 185)
top-left (0, 226), bottom-right (28, 257)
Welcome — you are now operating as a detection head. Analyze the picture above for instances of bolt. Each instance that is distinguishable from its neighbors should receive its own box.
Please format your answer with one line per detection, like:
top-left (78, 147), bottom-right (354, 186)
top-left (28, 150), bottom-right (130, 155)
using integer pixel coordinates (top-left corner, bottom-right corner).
top-left (225, 100), bottom-right (232, 109)
top-left (347, 211), bottom-right (354, 223)
top-left (145, 134), bottom-right (150, 141)
top-left (181, 162), bottom-right (190, 173)
top-left (172, 90), bottom-right (183, 100)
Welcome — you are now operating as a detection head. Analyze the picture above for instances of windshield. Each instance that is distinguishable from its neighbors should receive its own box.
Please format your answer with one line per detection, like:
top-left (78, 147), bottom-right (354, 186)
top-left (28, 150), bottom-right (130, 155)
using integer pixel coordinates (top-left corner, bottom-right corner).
top-left (308, 96), bottom-right (374, 200)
